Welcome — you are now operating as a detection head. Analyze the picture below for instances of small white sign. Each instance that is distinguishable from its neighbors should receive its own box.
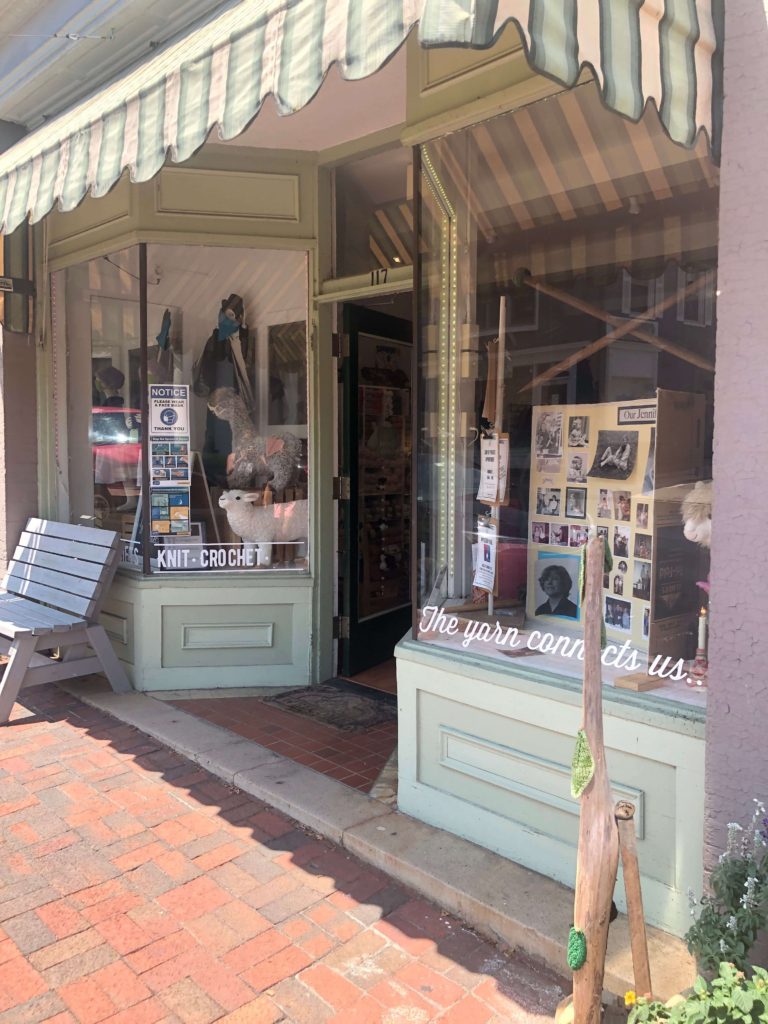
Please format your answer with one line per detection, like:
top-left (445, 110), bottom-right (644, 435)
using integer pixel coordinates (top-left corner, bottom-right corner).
top-left (149, 385), bottom-right (189, 436)
top-left (477, 435), bottom-right (509, 503)
top-left (472, 519), bottom-right (497, 593)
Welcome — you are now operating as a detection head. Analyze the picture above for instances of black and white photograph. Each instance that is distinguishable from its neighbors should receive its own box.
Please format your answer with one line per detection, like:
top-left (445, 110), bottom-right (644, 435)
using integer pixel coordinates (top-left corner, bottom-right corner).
top-left (588, 430), bottom-right (639, 480)
top-left (643, 606), bottom-right (650, 639)
top-left (534, 411), bottom-right (563, 458)
top-left (635, 532), bottom-right (653, 560)
top-left (603, 573), bottom-right (610, 590)
top-left (597, 526), bottom-right (609, 545)
top-left (537, 456), bottom-right (562, 475)
top-left (613, 573), bottom-right (624, 596)
top-left (566, 487), bottom-right (587, 519)
top-left (614, 490), bottom-right (631, 521)
top-left (597, 489), bottom-right (613, 519)
top-left (568, 415), bottom-right (589, 448)
top-left (617, 559), bottom-right (628, 574)
top-left (606, 596), bottom-right (632, 631)
top-left (636, 502), bottom-right (649, 529)
top-left (613, 525), bottom-right (631, 559)
top-left (566, 454), bottom-right (587, 483)
top-left (550, 524), bottom-right (569, 546)
top-left (531, 521), bottom-right (550, 544)
top-left (633, 560), bottom-right (652, 600)
top-left (534, 553), bottom-right (580, 619)
top-left (569, 525), bottom-right (588, 548)
top-left (536, 487), bottom-right (562, 517)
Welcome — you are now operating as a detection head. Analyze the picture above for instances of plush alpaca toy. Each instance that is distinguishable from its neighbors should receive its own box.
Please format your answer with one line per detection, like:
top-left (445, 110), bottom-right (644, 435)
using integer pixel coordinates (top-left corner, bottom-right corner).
top-left (681, 480), bottom-right (712, 593)
top-left (208, 387), bottom-right (301, 492)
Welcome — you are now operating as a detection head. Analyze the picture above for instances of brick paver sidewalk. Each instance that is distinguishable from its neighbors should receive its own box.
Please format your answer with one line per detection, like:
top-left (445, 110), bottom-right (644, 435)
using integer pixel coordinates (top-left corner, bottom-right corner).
top-left (0, 685), bottom-right (567, 1023)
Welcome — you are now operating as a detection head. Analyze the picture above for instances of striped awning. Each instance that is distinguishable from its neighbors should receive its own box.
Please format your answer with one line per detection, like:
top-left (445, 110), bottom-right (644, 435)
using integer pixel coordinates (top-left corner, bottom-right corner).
top-left (0, 0), bottom-right (723, 236)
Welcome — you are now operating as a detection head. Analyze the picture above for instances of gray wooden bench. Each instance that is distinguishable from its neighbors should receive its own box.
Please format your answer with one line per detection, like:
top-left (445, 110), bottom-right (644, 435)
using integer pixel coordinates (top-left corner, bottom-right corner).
top-left (0, 518), bottom-right (132, 723)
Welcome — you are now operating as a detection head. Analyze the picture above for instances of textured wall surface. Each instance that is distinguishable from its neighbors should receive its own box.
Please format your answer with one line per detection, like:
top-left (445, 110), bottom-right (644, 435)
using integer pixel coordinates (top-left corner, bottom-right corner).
top-left (0, 328), bottom-right (38, 570)
top-left (704, 1), bottom-right (768, 871)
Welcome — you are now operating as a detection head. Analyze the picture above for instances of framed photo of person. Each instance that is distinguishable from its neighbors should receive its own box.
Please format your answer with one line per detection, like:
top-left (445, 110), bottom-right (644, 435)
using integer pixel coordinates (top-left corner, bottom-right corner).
top-left (566, 487), bottom-right (587, 519)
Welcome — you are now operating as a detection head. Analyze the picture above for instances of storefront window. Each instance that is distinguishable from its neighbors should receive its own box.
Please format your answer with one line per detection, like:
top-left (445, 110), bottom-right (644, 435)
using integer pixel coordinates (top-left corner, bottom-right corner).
top-left (415, 83), bottom-right (717, 705)
top-left (53, 244), bottom-right (309, 575)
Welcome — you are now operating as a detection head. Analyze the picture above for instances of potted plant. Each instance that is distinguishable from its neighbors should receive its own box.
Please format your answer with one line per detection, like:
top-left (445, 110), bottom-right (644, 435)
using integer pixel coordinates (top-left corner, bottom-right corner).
top-left (685, 800), bottom-right (768, 977)
top-left (627, 962), bottom-right (768, 1022)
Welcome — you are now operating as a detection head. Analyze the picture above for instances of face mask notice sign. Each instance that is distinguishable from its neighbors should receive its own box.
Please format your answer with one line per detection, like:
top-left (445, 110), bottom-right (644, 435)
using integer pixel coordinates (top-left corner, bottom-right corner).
top-left (149, 385), bottom-right (189, 436)
top-left (149, 385), bottom-right (191, 537)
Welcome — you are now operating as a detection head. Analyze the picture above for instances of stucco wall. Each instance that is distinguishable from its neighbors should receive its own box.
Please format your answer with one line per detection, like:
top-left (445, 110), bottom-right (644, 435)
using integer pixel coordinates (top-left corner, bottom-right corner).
top-left (705, 1), bottom-right (768, 869)
top-left (0, 328), bottom-right (38, 570)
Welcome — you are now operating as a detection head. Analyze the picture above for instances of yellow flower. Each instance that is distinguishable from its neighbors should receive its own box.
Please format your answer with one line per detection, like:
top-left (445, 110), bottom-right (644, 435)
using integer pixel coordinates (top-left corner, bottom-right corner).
top-left (624, 991), bottom-right (637, 1007)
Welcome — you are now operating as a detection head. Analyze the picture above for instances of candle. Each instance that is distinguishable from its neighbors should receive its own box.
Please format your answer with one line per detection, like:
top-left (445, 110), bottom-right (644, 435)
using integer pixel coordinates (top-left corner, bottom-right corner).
top-left (698, 608), bottom-right (708, 651)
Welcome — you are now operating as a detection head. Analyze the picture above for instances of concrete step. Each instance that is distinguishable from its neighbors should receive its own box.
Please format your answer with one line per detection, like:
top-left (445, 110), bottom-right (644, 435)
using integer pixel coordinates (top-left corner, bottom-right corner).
top-left (63, 677), bottom-right (695, 1002)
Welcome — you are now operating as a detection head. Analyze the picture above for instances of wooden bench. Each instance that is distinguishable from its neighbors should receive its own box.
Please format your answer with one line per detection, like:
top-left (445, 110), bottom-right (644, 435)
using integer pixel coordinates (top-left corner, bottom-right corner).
top-left (0, 518), bottom-right (132, 723)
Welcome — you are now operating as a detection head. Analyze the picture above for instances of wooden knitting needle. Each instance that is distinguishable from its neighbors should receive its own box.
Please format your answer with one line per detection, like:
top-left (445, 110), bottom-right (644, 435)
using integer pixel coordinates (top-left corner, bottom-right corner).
top-left (615, 801), bottom-right (653, 1000)
top-left (572, 537), bottom-right (620, 1024)
top-left (519, 274), bottom-right (713, 393)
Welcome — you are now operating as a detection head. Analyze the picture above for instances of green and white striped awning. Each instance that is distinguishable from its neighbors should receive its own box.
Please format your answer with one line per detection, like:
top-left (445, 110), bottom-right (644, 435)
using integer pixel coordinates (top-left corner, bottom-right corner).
top-left (0, 0), bottom-right (723, 235)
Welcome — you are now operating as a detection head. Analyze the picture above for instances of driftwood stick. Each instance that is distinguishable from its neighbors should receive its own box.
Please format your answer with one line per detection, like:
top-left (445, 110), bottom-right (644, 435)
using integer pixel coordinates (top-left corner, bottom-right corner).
top-left (520, 275), bottom-right (712, 393)
top-left (616, 801), bottom-right (653, 999)
top-left (572, 536), bottom-right (620, 1024)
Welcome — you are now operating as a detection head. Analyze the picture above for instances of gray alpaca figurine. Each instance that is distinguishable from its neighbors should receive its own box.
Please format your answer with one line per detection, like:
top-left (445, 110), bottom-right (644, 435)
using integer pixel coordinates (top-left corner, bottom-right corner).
top-left (207, 387), bottom-right (301, 491)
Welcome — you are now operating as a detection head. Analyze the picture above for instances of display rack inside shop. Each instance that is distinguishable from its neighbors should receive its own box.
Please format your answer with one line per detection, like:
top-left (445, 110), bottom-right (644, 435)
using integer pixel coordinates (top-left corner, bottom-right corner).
top-left (358, 383), bottom-right (411, 620)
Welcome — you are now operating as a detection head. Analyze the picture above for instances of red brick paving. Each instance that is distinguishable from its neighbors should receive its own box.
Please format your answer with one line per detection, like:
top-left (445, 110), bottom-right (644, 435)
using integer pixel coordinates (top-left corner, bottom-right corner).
top-left (168, 697), bottom-right (397, 795)
top-left (0, 684), bottom-right (566, 1022)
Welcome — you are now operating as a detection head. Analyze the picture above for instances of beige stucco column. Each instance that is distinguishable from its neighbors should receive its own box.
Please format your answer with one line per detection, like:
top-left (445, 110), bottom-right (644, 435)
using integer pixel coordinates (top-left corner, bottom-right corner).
top-left (0, 327), bottom-right (38, 570)
top-left (705, 0), bottom-right (768, 868)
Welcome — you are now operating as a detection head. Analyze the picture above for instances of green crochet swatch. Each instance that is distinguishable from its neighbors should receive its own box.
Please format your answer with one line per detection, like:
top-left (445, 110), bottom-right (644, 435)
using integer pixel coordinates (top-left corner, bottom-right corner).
top-left (567, 926), bottom-right (587, 971)
top-left (570, 729), bottom-right (595, 798)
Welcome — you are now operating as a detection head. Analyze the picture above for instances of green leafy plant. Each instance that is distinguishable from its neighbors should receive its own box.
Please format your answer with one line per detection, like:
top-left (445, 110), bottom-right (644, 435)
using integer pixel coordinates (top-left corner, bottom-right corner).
top-left (685, 800), bottom-right (768, 974)
top-left (628, 962), bottom-right (768, 1023)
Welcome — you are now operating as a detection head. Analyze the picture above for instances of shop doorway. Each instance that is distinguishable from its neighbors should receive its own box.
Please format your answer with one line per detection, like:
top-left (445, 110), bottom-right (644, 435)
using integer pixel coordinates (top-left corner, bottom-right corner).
top-left (337, 302), bottom-right (412, 691)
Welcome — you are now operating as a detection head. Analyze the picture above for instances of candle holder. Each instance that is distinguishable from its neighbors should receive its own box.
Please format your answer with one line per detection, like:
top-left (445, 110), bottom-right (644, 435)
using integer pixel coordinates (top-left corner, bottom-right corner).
top-left (687, 648), bottom-right (708, 687)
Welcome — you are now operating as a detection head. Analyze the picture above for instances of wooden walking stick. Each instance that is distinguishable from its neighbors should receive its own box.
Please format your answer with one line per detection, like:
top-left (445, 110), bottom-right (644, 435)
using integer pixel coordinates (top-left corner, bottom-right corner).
top-left (615, 801), bottom-right (653, 1000)
top-left (569, 535), bottom-right (620, 1024)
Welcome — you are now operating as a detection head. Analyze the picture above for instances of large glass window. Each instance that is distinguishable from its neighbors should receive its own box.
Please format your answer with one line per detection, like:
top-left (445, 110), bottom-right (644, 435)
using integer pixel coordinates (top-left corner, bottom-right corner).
top-left (415, 83), bottom-right (717, 707)
top-left (53, 244), bottom-right (309, 575)
top-left (335, 147), bottom-right (413, 278)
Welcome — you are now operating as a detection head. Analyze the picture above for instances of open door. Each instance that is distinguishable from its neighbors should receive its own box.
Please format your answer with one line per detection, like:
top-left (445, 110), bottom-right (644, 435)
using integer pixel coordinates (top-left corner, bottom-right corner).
top-left (339, 304), bottom-right (412, 677)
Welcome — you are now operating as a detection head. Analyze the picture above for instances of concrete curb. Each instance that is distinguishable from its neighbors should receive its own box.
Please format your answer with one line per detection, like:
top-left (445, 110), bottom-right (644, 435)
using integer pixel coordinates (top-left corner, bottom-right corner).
top-left (63, 679), bottom-right (695, 1000)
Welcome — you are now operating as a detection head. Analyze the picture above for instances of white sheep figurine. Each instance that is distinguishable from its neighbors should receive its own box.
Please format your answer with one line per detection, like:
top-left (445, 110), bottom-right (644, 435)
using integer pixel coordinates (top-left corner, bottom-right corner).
top-left (218, 489), bottom-right (308, 567)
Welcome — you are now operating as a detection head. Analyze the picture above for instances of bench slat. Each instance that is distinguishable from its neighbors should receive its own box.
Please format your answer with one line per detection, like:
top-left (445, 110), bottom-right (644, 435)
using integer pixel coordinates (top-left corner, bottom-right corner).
top-left (12, 547), bottom-right (105, 582)
top-left (16, 531), bottom-right (116, 566)
top-left (7, 561), bottom-right (100, 601)
top-left (0, 595), bottom-right (81, 631)
top-left (26, 518), bottom-right (117, 549)
top-left (4, 576), bottom-right (93, 618)
top-left (0, 594), bottom-right (83, 627)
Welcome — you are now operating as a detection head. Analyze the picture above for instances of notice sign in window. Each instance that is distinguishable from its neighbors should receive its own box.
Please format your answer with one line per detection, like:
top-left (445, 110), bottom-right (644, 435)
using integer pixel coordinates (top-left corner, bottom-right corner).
top-left (149, 385), bottom-right (189, 437)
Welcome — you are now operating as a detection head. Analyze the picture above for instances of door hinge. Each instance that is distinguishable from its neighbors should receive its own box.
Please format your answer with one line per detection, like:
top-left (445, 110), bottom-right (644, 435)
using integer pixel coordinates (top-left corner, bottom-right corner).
top-left (333, 615), bottom-right (350, 640)
top-left (333, 476), bottom-right (351, 500)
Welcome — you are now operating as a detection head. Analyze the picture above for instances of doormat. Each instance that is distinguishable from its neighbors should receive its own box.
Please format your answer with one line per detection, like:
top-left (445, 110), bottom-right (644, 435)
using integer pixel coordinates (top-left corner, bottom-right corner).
top-left (263, 679), bottom-right (396, 733)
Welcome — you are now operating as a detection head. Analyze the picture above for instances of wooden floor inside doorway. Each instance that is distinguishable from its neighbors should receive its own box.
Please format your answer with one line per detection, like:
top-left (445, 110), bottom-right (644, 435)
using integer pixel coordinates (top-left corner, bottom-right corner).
top-left (342, 659), bottom-right (397, 696)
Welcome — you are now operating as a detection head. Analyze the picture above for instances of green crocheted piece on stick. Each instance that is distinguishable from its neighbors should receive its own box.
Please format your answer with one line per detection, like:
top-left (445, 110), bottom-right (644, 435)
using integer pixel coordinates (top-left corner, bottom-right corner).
top-left (570, 729), bottom-right (595, 799)
top-left (567, 926), bottom-right (587, 971)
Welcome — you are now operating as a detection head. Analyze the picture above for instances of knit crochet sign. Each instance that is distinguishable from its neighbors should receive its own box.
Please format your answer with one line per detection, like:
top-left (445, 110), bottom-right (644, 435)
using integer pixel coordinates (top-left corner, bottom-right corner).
top-left (418, 606), bottom-right (689, 682)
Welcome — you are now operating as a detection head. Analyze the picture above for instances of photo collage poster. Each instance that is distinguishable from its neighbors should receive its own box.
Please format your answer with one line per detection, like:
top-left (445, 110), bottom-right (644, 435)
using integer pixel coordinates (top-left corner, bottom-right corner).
top-left (527, 398), bottom-right (657, 650)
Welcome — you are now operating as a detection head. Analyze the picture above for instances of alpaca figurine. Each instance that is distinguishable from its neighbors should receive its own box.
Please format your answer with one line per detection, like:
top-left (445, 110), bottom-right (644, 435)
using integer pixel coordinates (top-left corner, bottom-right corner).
top-left (218, 489), bottom-right (308, 566)
top-left (207, 387), bottom-right (301, 492)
